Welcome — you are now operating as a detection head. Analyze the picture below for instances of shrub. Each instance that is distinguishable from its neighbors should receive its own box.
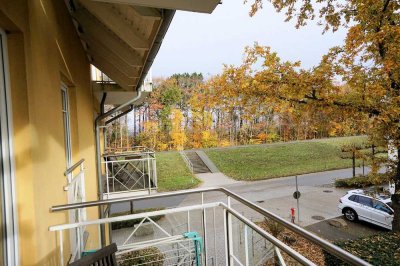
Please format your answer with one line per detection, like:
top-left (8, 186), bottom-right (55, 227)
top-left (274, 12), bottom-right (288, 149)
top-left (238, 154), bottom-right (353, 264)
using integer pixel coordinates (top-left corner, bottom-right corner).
top-left (324, 233), bottom-right (400, 266)
top-left (334, 173), bottom-right (391, 188)
top-left (118, 247), bottom-right (165, 266)
top-left (264, 218), bottom-right (284, 238)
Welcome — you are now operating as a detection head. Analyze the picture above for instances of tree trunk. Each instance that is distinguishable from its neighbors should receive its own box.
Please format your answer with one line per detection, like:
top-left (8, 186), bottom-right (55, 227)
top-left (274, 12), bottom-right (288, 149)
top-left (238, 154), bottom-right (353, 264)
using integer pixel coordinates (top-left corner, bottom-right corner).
top-left (391, 147), bottom-right (400, 232)
top-left (352, 151), bottom-right (356, 178)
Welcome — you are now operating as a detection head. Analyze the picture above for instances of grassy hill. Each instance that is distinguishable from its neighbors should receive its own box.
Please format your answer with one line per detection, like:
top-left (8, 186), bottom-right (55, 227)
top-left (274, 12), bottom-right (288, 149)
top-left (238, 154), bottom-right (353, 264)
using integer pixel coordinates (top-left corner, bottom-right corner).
top-left (204, 136), bottom-right (368, 181)
top-left (156, 151), bottom-right (200, 191)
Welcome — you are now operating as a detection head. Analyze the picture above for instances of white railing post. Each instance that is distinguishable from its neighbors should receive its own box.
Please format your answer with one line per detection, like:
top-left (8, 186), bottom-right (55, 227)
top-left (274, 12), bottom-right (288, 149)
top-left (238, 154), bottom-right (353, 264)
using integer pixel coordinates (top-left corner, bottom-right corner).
top-left (213, 206), bottom-right (218, 266)
top-left (153, 155), bottom-right (157, 190)
top-left (202, 192), bottom-right (208, 266)
top-left (244, 225), bottom-right (250, 266)
top-left (227, 196), bottom-right (233, 265)
top-left (59, 231), bottom-right (64, 266)
top-left (224, 208), bottom-right (229, 266)
top-left (105, 158), bottom-right (110, 198)
top-left (147, 153), bottom-right (151, 194)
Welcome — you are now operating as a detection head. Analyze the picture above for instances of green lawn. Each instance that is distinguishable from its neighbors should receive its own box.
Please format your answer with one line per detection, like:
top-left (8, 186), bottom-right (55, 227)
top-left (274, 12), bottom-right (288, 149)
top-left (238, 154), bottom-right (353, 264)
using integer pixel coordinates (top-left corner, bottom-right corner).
top-left (205, 136), bottom-right (368, 181)
top-left (156, 151), bottom-right (201, 191)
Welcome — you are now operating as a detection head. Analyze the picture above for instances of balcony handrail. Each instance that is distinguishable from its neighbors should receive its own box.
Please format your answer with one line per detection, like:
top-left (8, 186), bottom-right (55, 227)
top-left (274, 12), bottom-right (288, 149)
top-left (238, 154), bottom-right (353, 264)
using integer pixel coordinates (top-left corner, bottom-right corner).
top-left (49, 201), bottom-right (315, 266)
top-left (50, 187), bottom-right (372, 266)
top-left (64, 159), bottom-right (85, 176)
top-left (50, 202), bottom-right (219, 231)
top-left (102, 157), bottom-right (156, 164)
top-left (103, 146), bottom-right (155, 157)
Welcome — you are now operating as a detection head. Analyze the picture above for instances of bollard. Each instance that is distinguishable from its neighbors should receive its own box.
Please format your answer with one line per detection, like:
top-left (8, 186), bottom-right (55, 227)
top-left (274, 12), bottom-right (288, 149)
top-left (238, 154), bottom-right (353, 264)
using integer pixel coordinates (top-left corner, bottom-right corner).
top-left (290, 207), bottom-right (295, 223)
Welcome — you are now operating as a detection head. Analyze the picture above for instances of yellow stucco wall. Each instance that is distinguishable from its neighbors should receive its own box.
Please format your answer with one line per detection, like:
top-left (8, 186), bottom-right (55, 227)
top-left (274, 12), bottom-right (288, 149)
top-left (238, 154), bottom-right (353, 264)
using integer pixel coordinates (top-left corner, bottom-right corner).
top-left (0, 0), bottom-right (101, 264)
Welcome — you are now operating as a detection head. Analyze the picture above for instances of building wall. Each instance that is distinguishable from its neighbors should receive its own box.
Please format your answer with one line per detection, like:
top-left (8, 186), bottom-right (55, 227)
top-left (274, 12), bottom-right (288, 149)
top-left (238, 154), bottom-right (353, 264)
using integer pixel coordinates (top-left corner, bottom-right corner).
top-left (0, 0), bottom-right (100, 264)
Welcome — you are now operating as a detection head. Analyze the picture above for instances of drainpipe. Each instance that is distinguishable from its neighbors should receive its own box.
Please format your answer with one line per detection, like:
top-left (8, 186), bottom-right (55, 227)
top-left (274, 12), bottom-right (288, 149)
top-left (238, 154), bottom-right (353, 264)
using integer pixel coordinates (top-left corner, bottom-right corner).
top-left (94, 8), bottom-right (175, 246)
top-left (100, 92), bottom-right (107, 115)
top-left (95, 90), bottom-right (142, 246)
top-left (105, 105), bottom-right (134, 125)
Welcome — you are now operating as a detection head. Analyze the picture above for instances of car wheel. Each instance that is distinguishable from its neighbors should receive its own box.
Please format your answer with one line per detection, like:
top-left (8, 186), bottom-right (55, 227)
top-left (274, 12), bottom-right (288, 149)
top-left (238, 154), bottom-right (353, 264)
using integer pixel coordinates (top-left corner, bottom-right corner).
top-left (343, 208), bottom-right (357, 221)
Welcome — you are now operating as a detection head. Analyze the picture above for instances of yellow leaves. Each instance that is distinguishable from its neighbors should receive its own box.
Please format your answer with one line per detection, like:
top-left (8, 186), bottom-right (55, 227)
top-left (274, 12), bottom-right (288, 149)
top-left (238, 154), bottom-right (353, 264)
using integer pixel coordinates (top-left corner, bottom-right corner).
top-left (170, 109), bottom-right (186, 150)
top-left (257, 132), bottom-right (267, 142)
top-left (144, 121), bottom-right (158, 133)
top-left (345, 25), bottom-right (364, 53)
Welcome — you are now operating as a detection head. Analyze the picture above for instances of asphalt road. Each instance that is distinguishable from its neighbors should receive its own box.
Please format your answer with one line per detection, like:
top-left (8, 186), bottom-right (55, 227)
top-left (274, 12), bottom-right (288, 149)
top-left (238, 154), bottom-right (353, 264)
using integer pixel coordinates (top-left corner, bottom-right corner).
top-left (111, 166), bottom-right (373, 227)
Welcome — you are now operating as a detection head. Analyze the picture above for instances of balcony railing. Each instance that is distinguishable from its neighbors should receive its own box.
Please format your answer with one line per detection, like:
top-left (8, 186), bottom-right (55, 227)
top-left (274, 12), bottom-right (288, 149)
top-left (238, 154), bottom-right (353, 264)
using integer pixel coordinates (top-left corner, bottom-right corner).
top-left (50, 187), bottom-right (371, 266)
top-left (63, 159), bottom-right (87, 262)
top-left (102, 147), bottom-right (157, 199)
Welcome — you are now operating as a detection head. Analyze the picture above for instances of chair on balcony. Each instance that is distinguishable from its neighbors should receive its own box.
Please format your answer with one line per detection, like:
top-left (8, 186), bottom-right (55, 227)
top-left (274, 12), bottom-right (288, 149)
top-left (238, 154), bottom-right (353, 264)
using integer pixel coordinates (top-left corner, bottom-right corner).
top-left (69, 243), bottom-right (118, 266)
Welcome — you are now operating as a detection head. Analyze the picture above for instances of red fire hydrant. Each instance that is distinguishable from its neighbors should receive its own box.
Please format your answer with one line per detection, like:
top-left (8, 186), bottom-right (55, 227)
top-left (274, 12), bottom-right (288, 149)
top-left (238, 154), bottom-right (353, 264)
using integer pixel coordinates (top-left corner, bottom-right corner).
top-left (290, 207), bottom-right (296, 223)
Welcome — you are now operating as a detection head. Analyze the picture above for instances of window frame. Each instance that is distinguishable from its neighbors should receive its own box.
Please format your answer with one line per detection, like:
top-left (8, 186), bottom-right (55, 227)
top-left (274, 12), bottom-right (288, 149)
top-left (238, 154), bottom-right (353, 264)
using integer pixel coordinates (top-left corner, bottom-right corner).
top-left (61, 83), bottom-right (72, 168)
top-left (0, 28), bottom-right (19, 266)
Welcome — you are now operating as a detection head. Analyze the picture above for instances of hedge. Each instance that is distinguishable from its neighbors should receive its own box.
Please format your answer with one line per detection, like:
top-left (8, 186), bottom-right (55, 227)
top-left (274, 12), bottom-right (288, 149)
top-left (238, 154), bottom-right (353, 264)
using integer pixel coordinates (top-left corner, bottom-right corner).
top-left (324, 233), bottom-right (400, 266)
top-left (334, 173), bottom-right (390, 188)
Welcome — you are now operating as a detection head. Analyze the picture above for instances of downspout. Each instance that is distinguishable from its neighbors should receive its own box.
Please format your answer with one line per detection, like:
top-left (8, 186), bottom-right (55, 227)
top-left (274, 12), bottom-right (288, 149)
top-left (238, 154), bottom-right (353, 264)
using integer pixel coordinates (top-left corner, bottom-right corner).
top-left (105, 105), bottom-right (134, 125)
top-left (94, 8), bottom-right (175, 246)
top-left (100, 92), bottom-right (107, 115)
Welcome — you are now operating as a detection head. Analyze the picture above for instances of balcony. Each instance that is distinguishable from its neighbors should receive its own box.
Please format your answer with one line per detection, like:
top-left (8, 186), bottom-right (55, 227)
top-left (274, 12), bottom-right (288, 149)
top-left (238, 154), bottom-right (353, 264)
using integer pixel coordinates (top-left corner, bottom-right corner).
top-left (102, 146), bottom-right (157, 199)
top-left (49, 188), bottom-right (371, 266)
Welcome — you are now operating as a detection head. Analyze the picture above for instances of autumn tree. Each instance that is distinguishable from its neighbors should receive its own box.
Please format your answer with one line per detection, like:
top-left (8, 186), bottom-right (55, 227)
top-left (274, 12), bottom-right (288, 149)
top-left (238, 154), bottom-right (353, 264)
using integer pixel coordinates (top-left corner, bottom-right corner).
top-left (246, 0), bottom-right (400, 230)
top-left (170, 109), bottom-right (187, 150)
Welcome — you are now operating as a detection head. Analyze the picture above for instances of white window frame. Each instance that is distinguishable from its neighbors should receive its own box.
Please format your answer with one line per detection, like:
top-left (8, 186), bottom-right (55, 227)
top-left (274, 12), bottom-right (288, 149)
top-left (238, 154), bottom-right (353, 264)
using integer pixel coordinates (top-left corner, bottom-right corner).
top-left (0, 28), bottom-right (19, 266)
top-left (61, 83), bottom-right (72, 168)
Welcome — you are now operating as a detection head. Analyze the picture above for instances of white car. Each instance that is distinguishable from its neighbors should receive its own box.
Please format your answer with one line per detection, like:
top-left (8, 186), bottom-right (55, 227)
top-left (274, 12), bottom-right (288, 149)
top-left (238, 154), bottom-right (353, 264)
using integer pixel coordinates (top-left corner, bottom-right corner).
top-left (338, 190), bottom-right (394, 230)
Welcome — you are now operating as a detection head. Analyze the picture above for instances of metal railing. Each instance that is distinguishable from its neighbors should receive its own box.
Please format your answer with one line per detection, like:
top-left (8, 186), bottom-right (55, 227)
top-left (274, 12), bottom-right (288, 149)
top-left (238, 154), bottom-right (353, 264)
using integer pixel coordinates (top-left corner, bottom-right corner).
top-left (102, 147), bottom-right (157, 198)
top-left (63, 159), bottom-right (87, 263)
top-left (50, 187), bottom-right (371, 266)
top-left (180, 151), bottom-right (194, 174)
top-left (50, 202), bottom-right (313, 266)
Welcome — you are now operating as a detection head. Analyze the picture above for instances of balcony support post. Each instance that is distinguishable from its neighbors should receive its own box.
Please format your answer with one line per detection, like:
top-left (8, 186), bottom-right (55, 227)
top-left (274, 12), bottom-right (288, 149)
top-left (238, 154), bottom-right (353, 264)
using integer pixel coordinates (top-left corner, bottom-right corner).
top-left (226, 196), bottom-right (233, 265)
top-left (213, 206), bottom-right (217, 266)
top-left (244, 225), bottom-right (250, 266)
top-left (147, 152), bottom-right (151, 194)
top-left (201, 192), bottom-right (208, 266)
top-left (59, 231), bottom-right (64, 266)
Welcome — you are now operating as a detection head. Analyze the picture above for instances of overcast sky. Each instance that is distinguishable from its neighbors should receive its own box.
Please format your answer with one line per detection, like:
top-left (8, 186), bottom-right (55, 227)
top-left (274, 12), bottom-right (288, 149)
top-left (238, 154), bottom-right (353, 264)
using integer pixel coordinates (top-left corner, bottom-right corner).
top-left (152, 1), bottom-right (347, 78)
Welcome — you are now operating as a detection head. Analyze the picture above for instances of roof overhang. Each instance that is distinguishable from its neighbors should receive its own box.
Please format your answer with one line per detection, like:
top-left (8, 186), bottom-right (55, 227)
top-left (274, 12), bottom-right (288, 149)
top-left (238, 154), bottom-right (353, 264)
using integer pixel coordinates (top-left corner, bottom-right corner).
top-left (65, 0), bottom-right (220, 105)
top-left (92, 0), bottom-right (221, 14)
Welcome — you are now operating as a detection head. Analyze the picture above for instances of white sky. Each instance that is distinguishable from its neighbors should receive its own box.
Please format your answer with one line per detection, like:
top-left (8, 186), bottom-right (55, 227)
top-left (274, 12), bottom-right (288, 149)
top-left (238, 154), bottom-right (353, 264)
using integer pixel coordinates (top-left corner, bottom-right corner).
top-left (152, 1), bottom-right (347, 78)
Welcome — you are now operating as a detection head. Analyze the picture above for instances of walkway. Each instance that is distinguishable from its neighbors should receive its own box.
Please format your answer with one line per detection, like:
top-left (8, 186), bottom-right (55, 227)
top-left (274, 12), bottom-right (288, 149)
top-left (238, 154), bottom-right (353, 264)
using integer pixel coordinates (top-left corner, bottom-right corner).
top-left (197, 172), bottom-right (239, 188)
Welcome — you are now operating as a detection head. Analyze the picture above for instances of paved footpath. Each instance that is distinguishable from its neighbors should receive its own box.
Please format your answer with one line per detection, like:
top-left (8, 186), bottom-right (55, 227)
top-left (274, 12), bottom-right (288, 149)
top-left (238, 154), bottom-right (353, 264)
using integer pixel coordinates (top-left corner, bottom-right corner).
top-left (196, 172), bottom-right (239, 188)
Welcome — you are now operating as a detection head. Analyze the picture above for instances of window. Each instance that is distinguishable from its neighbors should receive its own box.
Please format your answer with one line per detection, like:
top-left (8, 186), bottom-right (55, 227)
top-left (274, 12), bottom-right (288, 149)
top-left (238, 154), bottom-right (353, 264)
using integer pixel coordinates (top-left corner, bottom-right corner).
top-left (61, 84), bottom-right (72, 167)
top-left (348, 195), bottom-right (358, 202)
top-left (0, 28), bottom-right (18, 266)
top-left (372, 200), bottom-right (393, 214)
top-left (358, 196), bottom-right (373, 207)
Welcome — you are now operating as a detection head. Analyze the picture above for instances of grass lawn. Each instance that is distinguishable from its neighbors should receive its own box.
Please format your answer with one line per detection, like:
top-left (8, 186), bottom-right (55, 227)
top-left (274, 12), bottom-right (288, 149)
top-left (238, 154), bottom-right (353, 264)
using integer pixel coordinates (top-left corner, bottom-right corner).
top-left (205, 136), bottom-right (368, 181)
top-left (156, 151), bottom-right (200, 191)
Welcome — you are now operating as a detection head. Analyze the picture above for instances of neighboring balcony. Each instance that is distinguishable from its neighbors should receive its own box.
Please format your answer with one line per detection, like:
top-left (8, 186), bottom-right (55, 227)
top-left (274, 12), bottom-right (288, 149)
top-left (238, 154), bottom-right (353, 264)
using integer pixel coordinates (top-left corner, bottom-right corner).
top-left (49, 188), bottom-right (371, 266)
top-left (102, 146), bottom-right (157, 199)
